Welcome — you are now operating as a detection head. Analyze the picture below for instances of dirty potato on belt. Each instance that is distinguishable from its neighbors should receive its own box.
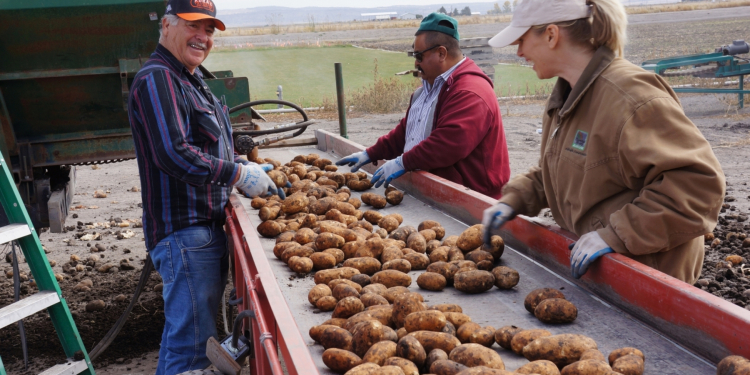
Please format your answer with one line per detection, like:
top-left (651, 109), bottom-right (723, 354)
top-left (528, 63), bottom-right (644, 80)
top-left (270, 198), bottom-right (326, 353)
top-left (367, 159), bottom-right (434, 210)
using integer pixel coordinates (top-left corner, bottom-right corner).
top-left (317, 296), bottom-right (339, 311)
top-left (608, 347), bottom-right (644, 365)
top-left (427, 262), bottom-right (459, 284)
top-left (396, 335), bottom-right (427, 367)
top-left (392, 292), bottom-right (426, 328)
top-left (281, 193), bottom-right (309, 214)
top-left (403, 253), bottom-right (430, 270)
top-left (386, 190), bottom-right (404, 205)
top-left (481, 235), bottom-right (505, 260)
top-left (333, 296), bottom-right (365, 319)
top-left (510, 329), bottom-right (552, 355)
top-left (384, 357), bottom-right (420, 375)
top-left (612, 354), bottom-right (645, 375)
top-left (457, 224), bottom-right (484, 252)
top-left (344, 257), bottom-right (383, 275)
top-left (309, 284), bottom-right (333, 306)
top-left (560, 359), bottom-right (612, 375)
top-left (469, 326), bottom-right (496, 347)
top-left (345, 363), bottom-right (380, 375)
top-left (379, 216), bottom-right (400, 233)
top-left (310, 324), bottom-right (338, 343)
top-left (383, 259), bottom-right (412, 273)
top-left (372, 270), bottom-right (412, 288)
top-left (257, 220), bottom-right (282, 237)
top-left (320, 326), bottom-right (354, 351)
top-left (430, 359), bottom-right (468, 375)
top-left (409, 331), bottom-right (462, 354)
top-left (534, 298), bottom-right (578, 324)
top-left (323, 348), bottom-right (362, 373)
top-left (352, 320), bottom-right (389, 356)
top-left (267, 170), bottom-right (288, 187)
top-left (449, 343), bottom-right (505, 370)
top-left (332, 283), bottom-right (361, 300)
top-left (361, 293), bottom-right (390, 307)
top-left (417, 272), bottom-right (447, 291)
top-left (493, 326), bottom-right (523, 350)
top-left (317, 232), bottom-right (346, 249)
top-left (442, 311), bottom-right (471, 328)
top-left (523, 334), bottom-right (598, 367)
top-left (524, 288), bottom-right (566, 313)
top-left (515, 360), bottom-right (560, 375)
top-left (289, 256), bottom-right (314, 273)
top-left (404, 310), bottom-right (447, 333)
top-left (453, 270), bottom-right (495, 294)
top-left (407, 232), bottom-right (427, 253)
top-left (362, 340), bottom-right (398, 366)
top-left (330, 279), bottom-right (363, 293)
top-left (311, 252), bottom-right (338, 270)
top-left (491, 266), bottom-right (519, 290)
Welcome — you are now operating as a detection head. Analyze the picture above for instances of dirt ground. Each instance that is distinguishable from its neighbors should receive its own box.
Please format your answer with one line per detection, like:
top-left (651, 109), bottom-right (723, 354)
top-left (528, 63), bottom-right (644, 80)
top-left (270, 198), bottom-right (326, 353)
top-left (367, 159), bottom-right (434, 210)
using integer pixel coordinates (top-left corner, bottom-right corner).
top-left (2, 6), bottom-right (750, 374)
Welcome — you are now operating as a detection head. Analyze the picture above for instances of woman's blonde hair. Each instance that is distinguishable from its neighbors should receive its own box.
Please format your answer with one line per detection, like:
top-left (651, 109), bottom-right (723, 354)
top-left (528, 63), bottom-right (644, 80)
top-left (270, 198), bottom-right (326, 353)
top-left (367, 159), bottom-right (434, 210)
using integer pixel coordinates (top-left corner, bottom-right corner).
top-left (533, 0), bottom-right (627, 56)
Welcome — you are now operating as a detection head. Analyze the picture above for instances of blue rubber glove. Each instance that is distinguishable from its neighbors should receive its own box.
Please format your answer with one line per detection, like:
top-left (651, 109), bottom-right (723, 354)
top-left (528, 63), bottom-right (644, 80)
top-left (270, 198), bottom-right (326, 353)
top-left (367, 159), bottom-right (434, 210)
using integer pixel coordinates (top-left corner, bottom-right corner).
top-left (371, 156), bottom-right (405, 189)
top-left (335, 151), bottom-right (371, 172)
top-left (570, 231), bottom-right (614, 279)
top-left (481, 203), bottom-right (515, 246)
top-left (235, 163), bottom-right (283, 198)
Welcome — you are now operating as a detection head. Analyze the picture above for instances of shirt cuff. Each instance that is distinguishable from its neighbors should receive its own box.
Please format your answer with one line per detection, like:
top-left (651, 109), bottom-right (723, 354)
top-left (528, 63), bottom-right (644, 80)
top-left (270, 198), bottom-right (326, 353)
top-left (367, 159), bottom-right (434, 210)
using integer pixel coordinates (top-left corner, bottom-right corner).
top-left (597, 226), bottom-right (628, 255)
top-left (216, 161), bottom-right (241, 186)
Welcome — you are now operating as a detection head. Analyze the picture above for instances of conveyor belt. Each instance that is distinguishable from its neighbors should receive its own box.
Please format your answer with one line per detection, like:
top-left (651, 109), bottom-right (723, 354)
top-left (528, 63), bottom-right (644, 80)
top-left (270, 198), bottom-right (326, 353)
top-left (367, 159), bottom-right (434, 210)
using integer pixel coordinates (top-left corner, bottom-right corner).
top-left (236, 145), bottom-right (715, 374)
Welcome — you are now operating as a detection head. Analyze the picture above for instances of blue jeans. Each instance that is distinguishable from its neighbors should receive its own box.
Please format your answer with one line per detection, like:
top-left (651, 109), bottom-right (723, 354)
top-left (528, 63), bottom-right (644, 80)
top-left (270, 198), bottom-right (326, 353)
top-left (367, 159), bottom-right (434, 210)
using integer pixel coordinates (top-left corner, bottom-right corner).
top-left (149, 223), bottom-right (229, 375)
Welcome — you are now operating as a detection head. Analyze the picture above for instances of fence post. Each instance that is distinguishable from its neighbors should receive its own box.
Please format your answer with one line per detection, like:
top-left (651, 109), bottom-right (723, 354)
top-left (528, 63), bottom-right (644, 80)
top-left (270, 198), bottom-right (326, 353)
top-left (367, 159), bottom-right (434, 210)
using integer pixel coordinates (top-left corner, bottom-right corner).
top-left (276, 85), bottom-right (283, 108)
top-left (334, 63), bottom-right (348, 139)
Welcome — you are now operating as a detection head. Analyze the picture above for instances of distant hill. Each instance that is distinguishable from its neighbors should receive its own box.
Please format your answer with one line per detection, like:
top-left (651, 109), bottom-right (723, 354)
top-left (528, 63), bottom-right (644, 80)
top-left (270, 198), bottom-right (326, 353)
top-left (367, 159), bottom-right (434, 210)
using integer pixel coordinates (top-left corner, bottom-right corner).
top-left (217, 3), bottom-right (501, 27)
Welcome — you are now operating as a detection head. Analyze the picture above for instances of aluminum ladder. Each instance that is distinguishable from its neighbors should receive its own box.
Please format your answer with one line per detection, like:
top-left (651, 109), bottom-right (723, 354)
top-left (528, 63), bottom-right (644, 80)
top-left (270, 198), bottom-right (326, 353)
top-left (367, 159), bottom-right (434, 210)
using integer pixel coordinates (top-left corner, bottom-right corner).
top-left (0, 155), bottom-right (94, 374)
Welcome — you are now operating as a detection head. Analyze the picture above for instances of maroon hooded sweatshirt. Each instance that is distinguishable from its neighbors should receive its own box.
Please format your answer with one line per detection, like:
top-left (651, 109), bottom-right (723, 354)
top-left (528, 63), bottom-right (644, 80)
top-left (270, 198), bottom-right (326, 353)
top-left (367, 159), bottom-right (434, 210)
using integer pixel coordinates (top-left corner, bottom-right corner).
top-left (366, 58), bottom-right (510, 199)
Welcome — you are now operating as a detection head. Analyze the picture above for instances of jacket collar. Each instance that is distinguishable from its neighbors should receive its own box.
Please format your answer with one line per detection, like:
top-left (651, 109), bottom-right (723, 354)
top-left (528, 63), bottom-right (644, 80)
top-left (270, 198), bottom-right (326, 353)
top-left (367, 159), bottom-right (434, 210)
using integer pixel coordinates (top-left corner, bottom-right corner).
top-left (546, 46), bottom-right (615, 118)
top-left (444, 58), bottom-right (494, 89)
top-left (153, 43), bottom-right (204, 80)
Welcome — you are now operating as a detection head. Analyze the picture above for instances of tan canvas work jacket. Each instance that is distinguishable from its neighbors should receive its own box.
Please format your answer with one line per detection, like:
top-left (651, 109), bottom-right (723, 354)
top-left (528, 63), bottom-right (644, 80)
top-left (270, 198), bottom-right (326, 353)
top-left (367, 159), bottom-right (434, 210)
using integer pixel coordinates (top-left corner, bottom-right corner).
top-left (499, 47), bottom-right (725, 284)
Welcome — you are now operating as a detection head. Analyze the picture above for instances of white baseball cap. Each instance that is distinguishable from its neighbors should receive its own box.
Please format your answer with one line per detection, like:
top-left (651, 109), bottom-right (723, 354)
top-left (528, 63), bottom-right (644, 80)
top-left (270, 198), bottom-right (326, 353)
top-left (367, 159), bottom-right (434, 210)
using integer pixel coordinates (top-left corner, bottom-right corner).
top-left (488, 0), bottom-right (592, 48)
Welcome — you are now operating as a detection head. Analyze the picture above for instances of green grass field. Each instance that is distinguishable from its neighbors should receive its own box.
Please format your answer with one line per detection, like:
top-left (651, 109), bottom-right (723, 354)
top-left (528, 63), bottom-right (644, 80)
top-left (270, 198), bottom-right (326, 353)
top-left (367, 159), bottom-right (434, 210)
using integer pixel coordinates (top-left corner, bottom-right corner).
top-left (204, 45), bottom-right (553, 109)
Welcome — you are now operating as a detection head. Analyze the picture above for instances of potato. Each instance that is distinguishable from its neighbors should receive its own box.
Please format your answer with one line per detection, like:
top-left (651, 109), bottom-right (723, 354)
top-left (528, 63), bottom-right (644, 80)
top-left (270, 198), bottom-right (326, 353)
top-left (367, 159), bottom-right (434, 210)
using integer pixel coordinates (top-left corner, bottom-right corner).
top-left (386, 190), bottom-right (404, 206)
top-left (515, 360), bottom-right (560, 375)
top-left (362, 283), bottom-right (388, 296)
top-left (491, 266), bottom-right (519, 289)
top-left (580, 349), bottom-right (606, 363)
top-left (452, 260), bottom-right (477, 273)
top-left (409, 331), bottom-right (462, 354)
top-left (351, 274), bottom-right (371, 287)
top-left (378, 216), bottom-right (400, 233)
top-left (456, 322), bottom-right (481, 344)
top-left (257, 220), bottom-right (283, 237)
top-left (560, 359), bottom-right (612, 375)
top-left (349, 219), bottom-right (374, 232)
top-left (442, 312), bottom-right (472, 328)
top-left (455, 367), bottom-right (513, 375)
top-left (383, 259), bottom-right (412, 273)
top-left (317, 232), bottom-right (346, 249)
top-left (259, 205), bottom-right (281, 222)
top-left (292, 228), bottom-right (314, 245)
top-left (534, 298), bottom-right (578, 324)
top-left (494, 326), bottom-right (522, 350)
top-left (417, 272), bottom-right (447, 291)
top-left (373, 365), bottom-right (406, 375)
top-left (384, 286), bottom-right (412, 303)
top-left (407, 233), bottom-right (427, 253)
top-left (469, 326), bottom-right (495, 347)
top-left (348, 179), bottom-right (373, 192)
top-left (368, 194), bottom-right (388, 208)
top-left (344, 257), bottom-right (383, 276)
top-left (427, 262), bottom-right (459, 284)
top-left (267, 170), bottom-right (288, 187)
top-left (333, 296), bottom-right (365, 319)
top-left (396, 335), bottom-right (427, 367)
top-left (612, 354), bottom-right (644, 375)
top-left (330, 279), bottom-right (363, 293)
top-left (457, 225), bottom-right (484, 252)
top-left (426, 240), bottom-right (442, 254)
top-left (481, 235), bottom-right (505, 261)
top-left (510, 329), bottom-right (551, 355)
top-left (323, 348), bottom-right (362, 373)
top-left (320, 326), bottom-right (354, 351)
top-left (311, 252), bottom-right (338, 270)
top-left (465, 250), bottom-right (494, 265)
top-left (441, 321), bottom-right (456, 337)
top-left (429, 304), bottom-right (463, 314)
top-left (392, 292), bottom-right (426, 328)
top-left (357, 237), bottom-right (386, 258)
top-left (310, 324), bottom-right (338, 342)
top-left (425, 349), bottom-right (449, 372)
top-left (309, 284), bottom-right (333, 306)
top-left (375, 228), bottom-right (388, 238)
top-left (362, 340), bottom-right (398, 366)
top-left (389, 226), bottom-right (416, 242)
top-left (362, 307), bottom-right (395, 328)
top-left (419, 229), bottom-right (437, 242)
top-left (449, 343), bottom-right (505, 370)
top-left (431, 359), bottom-right (468, 375)
top-left (333, 283), bottom-right (361, 300)
top-left (404, 310), bottom-right (447, 333)
top-left (608, 348), bottom-right (644, 365)
top-left (717, 356), bottom-right (750, 375)
top-left (363, 210), bottom-right (384, 225)
top-left (315, 267), bottom-right (361, 285)
top-left (281, 194), bottom-right (310, 214)
top-left (361, 293), bottom-right (389, 307)
top-left (317, 296), bottom-right (338, 311)
top-left (403, 253), bottom-right (430, 270)
top-left (345, 363), bottom-right (380, 375)
top-left (288, 256), bottom-right (314, 274)
top-left (524, 288), bottom-right (566, 313)
top-left (281, 245), bottom-right (315, 264)
top-left (383, 357), bottom-right (419, 375)
top-left (453, 270), bottom-right (495, 294)
top-left (325, 248), bottom-right (346, 264)
top-left (383, 326), bottom-right (399, 342)
top-left (372, 270), bottom-right (412, 288)
top-left (523, 334), bottom-right (597, 366)
top-left (324, 318), bottom-right (349, 328)
top-left (352, 320), bottom-right (388, 356)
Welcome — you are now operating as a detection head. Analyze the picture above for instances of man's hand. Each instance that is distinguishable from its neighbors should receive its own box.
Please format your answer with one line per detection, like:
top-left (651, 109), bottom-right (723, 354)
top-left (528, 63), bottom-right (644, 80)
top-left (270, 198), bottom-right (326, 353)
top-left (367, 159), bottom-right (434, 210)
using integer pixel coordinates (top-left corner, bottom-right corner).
top-left (335, 151), bottom-right (371, 172)
top-left (371, 156), bottom-right (405, 189)
top-left (569, 231), bottom-right (614, 279)
top-left (481, 203), bottom-right (515, 246)
top-left (234, 164), bottom-right (284, 198)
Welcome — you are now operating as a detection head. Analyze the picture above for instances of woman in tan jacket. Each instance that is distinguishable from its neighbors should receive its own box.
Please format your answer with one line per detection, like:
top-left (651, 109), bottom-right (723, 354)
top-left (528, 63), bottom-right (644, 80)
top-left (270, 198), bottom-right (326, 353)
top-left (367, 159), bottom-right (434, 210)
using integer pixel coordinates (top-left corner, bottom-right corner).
top-left (482, 0), bottom-right (725, 283)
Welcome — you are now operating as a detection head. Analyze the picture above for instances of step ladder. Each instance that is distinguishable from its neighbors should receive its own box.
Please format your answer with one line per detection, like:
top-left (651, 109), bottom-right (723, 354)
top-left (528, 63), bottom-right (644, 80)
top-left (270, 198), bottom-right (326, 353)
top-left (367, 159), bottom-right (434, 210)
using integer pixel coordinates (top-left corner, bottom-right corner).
top-left (0, 155), bottom-right (95, 374)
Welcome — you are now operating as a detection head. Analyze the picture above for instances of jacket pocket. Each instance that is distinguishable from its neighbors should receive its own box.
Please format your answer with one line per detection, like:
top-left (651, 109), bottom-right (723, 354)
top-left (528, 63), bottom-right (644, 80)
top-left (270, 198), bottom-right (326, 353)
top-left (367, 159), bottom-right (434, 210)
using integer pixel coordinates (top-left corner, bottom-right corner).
top-left (192, 107), bottom-right (222, 143)
top-left (175, 225), bottom-right (214, 251)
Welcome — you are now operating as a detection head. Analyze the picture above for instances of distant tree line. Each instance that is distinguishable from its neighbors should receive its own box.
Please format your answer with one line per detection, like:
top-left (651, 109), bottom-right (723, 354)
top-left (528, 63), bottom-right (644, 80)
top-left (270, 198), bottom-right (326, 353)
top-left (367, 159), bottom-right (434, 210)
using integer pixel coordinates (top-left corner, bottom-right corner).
top-left (437, 6), bottom-right (473, 16)
top-left (487, 0), bottom-right (517, 14)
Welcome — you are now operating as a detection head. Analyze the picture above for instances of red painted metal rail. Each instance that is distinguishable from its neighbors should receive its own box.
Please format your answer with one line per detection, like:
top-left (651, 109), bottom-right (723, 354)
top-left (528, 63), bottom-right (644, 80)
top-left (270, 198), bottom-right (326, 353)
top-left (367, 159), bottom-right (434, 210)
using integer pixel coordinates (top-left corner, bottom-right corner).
top-left (225, 202), bottom-right (319, 375)
top-left (314, 129), bottom-right (750, 363)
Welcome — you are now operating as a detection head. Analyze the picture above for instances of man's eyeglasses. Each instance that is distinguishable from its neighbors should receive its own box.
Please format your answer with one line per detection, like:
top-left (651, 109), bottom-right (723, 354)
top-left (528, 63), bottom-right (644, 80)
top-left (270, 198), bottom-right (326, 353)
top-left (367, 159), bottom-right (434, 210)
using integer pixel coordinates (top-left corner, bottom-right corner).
top-left (413, 45), bottom-right (442, 63)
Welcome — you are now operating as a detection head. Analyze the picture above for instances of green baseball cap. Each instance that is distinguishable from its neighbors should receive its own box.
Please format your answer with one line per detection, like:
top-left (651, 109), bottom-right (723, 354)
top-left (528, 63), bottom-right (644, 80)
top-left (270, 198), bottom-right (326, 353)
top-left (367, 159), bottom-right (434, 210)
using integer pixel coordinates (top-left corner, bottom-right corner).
top-left (417, 13), bottom-right (459, 40)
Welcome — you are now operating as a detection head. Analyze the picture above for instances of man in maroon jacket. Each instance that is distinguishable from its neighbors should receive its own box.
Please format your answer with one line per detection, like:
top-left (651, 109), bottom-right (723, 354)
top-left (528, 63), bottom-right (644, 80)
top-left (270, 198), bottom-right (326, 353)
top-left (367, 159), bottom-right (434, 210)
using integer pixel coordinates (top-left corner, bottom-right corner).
top-left (337, 13), bottom-right (510, 199)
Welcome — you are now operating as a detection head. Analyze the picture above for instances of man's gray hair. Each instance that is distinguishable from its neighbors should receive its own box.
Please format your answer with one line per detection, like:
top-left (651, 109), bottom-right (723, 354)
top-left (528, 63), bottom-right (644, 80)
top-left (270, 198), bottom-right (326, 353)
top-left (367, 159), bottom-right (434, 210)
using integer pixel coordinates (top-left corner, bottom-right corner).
top-left (159, 14), bottom-right (181, 42)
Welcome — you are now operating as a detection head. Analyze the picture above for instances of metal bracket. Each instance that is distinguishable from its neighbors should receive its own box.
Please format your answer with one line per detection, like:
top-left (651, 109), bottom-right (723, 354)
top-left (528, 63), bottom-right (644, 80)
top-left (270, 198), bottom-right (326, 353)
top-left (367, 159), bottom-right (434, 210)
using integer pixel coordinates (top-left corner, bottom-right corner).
top-left (18, 144), bottom-right (33, 182)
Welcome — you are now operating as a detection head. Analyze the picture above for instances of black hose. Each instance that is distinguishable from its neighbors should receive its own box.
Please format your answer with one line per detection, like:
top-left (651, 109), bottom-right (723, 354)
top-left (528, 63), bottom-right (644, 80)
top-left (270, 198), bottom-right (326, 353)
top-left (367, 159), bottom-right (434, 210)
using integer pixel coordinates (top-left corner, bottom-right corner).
top-left (229, 100), bottom-right (311, 138)
top-left (88, 256), bottom-right (154, 361)
top-left (231, 309), bottom-right (255, 350)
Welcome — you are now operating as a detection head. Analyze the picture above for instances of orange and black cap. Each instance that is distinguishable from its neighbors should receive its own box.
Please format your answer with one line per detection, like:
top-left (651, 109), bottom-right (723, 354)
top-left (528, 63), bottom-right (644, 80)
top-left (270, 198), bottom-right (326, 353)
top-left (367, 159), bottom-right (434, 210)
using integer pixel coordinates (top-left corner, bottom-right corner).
top-left (166, 0), bottom-right (226, 31)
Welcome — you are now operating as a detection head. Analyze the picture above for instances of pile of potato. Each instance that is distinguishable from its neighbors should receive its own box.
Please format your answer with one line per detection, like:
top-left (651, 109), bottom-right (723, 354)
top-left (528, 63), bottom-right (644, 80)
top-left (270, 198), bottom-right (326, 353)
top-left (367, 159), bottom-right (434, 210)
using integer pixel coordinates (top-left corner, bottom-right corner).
top-left (523, 288), bottom-right (578, 324)
top-left (308, 283), bottom-right (645, 375)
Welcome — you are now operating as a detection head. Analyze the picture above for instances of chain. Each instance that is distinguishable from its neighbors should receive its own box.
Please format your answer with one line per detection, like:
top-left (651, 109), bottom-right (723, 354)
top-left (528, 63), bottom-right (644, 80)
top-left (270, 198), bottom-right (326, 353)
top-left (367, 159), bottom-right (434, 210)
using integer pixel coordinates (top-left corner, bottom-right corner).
top-left (69, 158), bottom-right (135, 166)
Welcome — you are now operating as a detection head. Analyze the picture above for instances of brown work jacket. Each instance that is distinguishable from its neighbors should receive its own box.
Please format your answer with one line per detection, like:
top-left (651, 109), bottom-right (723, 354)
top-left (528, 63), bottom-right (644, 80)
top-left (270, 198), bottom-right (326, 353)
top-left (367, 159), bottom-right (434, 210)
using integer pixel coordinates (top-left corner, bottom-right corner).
top-left (499, 47), bottom-right (725, 284)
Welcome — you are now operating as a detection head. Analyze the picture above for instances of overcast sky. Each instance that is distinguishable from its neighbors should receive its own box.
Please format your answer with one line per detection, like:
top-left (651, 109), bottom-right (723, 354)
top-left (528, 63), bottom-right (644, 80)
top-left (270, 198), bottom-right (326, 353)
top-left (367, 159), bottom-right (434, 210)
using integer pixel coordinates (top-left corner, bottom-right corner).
top-left (213, 0), bottom-right (497, 10)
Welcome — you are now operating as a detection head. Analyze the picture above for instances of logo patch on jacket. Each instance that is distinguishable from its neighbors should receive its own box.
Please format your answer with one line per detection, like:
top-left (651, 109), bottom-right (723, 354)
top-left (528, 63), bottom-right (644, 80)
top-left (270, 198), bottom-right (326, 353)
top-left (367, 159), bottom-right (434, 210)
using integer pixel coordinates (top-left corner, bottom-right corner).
top-left (572, 130), bottom-right (588, 151)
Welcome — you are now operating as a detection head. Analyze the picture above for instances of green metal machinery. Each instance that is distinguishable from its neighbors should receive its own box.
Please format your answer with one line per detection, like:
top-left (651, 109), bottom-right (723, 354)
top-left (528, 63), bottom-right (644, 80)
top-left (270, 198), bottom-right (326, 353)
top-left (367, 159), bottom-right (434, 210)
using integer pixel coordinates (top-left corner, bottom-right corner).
top-left (641, 40), bottom-right (750, 108)
top-left (0, 0), bottom-right (256, 232)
